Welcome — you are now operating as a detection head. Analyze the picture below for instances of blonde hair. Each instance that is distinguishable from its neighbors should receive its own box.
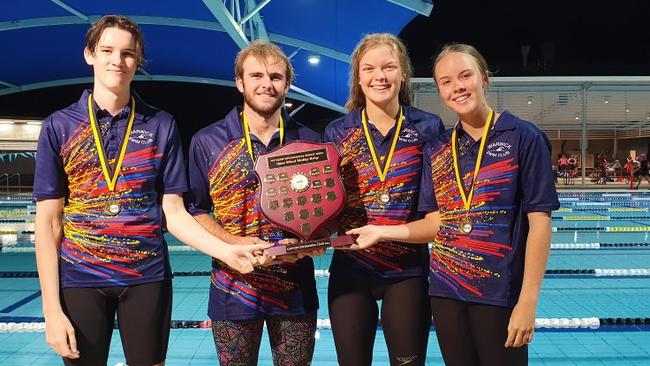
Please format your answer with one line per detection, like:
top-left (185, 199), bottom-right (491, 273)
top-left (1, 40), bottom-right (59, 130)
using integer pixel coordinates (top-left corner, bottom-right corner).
top-left (345, 33), bottom-right (413, 111)
top-left (234, 40), bottom-right (294, 84)
top-left (432, 43), bottom-right (492, 86)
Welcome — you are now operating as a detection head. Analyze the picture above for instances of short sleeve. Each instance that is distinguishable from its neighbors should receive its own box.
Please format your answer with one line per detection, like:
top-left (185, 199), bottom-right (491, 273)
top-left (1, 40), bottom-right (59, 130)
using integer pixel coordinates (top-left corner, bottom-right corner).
top-left (423, 113), bottom-right (445, 139)
top-left (323, 125), bottom-right (335, 144)
top-left (435, 117), bottom-right (445, 136)
top-left (185, 135), bottom-right (212, 216)
top-left (160, 117), bottom-right (188, 193)
top-left (520, 130), bottom-right (560, 213)
top-left (417, 143), bottom-right (439, 213)
top-left (33, 116), bottom-right (67, 200)
top-left (298, 126), bottom-right (322, 143)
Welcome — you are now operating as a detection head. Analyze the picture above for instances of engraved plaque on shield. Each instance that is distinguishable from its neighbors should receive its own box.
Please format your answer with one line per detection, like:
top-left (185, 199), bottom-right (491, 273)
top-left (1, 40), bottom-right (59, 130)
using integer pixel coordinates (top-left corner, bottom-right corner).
top-left (255, 141), bottom-right (346, 242)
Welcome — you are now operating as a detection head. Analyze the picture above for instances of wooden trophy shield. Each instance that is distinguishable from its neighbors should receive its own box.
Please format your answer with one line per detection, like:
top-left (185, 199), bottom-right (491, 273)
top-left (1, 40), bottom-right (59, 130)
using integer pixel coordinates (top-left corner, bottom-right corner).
top-left (255, 141), bottom-right (345, 241)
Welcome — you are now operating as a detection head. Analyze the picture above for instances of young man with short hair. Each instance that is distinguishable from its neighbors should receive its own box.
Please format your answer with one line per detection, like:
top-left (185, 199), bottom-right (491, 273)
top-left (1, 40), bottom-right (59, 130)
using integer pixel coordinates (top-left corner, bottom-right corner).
top-left (34, 15), bottom-right (264, 365)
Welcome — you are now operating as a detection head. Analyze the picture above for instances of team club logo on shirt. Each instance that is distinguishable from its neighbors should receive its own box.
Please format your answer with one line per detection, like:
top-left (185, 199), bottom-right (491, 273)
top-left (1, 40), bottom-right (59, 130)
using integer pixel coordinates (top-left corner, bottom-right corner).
top-left (486, 141), bottom-right (512, 158)
top-left (130, 129), bottom-right (154, 145)
top-left (399, 127), bottom-right (418, 143)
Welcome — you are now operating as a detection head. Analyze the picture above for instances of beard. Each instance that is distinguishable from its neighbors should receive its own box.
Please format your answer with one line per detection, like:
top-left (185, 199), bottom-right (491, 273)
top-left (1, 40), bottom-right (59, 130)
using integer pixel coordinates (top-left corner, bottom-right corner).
top-left (242, 88), bottom-right (285, 118)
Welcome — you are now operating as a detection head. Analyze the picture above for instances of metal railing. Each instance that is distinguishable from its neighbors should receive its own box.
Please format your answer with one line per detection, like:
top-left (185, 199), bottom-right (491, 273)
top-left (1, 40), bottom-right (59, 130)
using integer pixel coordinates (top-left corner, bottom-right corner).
top-left (0, 173), bottom-right (22, 193)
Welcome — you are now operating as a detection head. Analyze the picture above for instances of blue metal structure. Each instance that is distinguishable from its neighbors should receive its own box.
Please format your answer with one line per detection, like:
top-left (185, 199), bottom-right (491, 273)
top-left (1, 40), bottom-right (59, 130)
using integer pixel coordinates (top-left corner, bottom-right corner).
top-left (0, 0), bottom-right (433, 112)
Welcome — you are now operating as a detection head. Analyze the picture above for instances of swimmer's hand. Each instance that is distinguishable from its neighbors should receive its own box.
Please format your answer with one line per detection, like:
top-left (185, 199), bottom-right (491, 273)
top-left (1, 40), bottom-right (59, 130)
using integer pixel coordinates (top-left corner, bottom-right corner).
top-left (45, 311), bottom-right (79, 359)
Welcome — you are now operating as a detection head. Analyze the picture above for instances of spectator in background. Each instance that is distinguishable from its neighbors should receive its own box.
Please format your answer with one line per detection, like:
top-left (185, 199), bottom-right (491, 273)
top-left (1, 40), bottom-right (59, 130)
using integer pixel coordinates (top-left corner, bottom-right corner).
top-left (557, 154), bottom-right (568, 177)
top-left (598, 154), bottom-right (608, 184)
top-left (634, 154), bottom-right (650, 189)
top-left (611, 159), bottom-right (622, 178)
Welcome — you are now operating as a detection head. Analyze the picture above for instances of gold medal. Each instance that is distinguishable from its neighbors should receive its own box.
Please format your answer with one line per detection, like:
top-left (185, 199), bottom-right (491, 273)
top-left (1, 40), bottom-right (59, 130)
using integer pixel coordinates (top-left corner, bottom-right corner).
top-left (451, 108), bottom-right (495, 228)
top-left (377, 189), bottom-right (391, 205)
top-left (105, 201), bottom-right (121, 216)
top-left (361, 107), bottom-right (403, 206)
top-left (460, 218), bottom-right (473, 234)
top-left (88, 94), bottom-right (135, 216)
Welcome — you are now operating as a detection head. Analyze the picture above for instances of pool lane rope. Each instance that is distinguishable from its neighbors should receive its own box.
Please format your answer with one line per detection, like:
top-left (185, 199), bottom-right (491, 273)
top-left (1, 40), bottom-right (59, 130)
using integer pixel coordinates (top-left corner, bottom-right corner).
top-left (552, 226), bottom-right (650, 232)
top-left (4, 241), bottom-right (650, 254)
top-left (554, 215), bottom-right (650, 220)
top-left (8, 226), bottom-right (574, 234)
top-left (551, 242), bottom-right (650, 249)
top-left (557, 208), bottom-right (649, 212)
top-left (2, 317), bottom-right (650, 333)
top-left (2, 268), bottom-right (650, 278)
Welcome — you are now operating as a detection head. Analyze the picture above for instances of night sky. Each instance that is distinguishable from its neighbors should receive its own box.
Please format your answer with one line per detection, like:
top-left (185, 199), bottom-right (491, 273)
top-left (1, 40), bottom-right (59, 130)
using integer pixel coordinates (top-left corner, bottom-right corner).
top-left (1, 1), bottom-right (649, 149)
top-left (403, 0), bottom-right (650, 77)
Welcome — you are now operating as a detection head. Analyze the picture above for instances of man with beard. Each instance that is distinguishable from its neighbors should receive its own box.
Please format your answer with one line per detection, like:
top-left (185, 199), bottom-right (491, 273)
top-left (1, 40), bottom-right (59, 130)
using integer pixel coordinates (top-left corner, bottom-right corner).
top-left (185, 40), bottom-right (323, 365)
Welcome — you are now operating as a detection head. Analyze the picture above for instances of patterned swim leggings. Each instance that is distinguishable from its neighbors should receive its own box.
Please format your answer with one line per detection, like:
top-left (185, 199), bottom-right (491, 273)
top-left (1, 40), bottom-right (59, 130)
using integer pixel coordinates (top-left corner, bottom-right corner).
top-left (211, 311), bottom-right (317, 366)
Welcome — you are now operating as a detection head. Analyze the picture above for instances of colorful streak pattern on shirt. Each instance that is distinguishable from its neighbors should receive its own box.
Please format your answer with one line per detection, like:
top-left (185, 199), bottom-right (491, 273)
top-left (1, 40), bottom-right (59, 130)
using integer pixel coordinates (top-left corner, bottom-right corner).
top-left (59, 122), bottom-right (163, 285)
top-left (428, 141), bottom-right (518, 300)
top-left (187, 108), bottom-right (320, 320)
top-left (419, 112), bottom-right (560, 306)
top-left (34, 91), bottom-right (187, 288)
top-left (207, 139), bottom-right (300, 313)
top-left (337, 127), bottom-right (423, 276)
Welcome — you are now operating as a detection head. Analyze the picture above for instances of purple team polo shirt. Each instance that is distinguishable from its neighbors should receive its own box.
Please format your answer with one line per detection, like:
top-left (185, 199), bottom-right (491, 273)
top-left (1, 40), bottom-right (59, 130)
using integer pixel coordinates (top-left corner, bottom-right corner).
top-left (33, 90), bottom-right (187, 288)
top-left (186, 107), bottom-right (321, 320)
top-left (419, 111), bottom-right (560, 307)
top-left (324, 106), bottom-right (444, 279)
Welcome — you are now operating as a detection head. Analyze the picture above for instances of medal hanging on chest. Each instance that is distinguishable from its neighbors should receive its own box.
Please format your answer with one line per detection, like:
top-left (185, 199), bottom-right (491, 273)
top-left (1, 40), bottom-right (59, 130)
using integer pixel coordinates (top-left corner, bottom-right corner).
top-left (105, 200), bottom-right (121, 216)
top-left (376, 188), bottom-right (391, 205)
top-left (88, 94), bottom-right (136, 217)
top-left (460, 218), bottom-right (473, 234)
top-left (361, 107), bottom-right (403, 206)
top-left (451, 108), bottom-right (495, 234)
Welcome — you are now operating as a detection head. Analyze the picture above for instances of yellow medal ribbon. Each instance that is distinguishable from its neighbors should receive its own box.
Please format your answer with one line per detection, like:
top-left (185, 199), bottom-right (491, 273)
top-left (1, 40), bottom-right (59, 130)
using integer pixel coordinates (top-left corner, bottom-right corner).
top-left (242, 112), bottom-right (284, 161)
top-left (88, 94), bottom-right (136, 192)
top-left (361, 107), bottom-right (404, 183)
top-left (451, 108), bottom-right (494, 211)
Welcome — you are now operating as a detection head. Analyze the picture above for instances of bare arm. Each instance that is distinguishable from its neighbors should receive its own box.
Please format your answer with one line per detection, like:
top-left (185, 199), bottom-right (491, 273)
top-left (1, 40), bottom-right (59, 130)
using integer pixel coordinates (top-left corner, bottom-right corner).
top-left (194, 213), bottom-right (265, 245)
top-left (505, 211), bottom-right (552, 348)
top-left (161, 193), bottom-right (267, 273)
top-left (346, 211), bottom-right (441, 249)
top-left (35, 198), bottom-right (79, 359)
